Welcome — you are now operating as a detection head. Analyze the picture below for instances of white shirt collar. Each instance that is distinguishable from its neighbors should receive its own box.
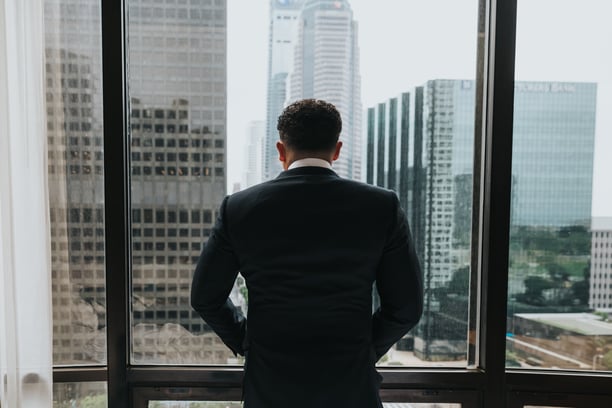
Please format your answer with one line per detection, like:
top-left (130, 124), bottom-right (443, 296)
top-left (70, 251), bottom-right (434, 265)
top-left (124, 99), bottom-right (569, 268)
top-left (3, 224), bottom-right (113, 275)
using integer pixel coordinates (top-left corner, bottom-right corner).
top-left (288, 158), bottom-right (334, 171)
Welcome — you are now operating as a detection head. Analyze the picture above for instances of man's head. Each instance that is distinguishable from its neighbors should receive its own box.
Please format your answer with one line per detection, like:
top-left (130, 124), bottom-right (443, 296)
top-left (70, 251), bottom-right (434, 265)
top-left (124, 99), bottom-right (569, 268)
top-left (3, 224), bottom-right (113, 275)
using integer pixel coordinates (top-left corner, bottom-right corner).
top-left (276, 99), bottom-right (343, 169)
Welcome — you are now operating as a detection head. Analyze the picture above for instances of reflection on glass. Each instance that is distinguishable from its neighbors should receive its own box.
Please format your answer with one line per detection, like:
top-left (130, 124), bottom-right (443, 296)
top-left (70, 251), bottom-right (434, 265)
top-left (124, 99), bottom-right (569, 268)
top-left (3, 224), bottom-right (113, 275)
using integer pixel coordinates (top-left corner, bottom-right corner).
top-left (45, 0), bottom-right (107, 365)
top-left (128, 0), bottom-right (477, 366)
top-left (506, 0), bottom-right (612, 371)
top-left (53, 382), bottom-right (107, 407)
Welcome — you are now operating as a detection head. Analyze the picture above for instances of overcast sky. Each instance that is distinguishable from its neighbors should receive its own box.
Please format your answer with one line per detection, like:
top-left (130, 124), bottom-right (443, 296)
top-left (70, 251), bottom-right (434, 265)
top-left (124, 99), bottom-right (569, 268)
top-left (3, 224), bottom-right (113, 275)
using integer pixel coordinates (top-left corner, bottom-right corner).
top-left (226, 0), bottom-right (611, 217)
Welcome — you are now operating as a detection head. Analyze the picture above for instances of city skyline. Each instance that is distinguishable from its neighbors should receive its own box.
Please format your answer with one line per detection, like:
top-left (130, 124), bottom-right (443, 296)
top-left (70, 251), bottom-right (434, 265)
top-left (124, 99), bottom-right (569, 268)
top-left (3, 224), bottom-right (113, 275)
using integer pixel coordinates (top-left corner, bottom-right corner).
top-left (226, 0), bottom-right (612, 217)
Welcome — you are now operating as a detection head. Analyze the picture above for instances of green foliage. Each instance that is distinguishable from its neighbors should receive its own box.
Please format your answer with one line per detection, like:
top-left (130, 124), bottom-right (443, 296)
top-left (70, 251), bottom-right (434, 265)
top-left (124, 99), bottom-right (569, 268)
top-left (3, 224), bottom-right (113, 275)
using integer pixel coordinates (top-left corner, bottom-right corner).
top-left (515, 276), bottom-right (553, 306)
top-left (511, 225), bottom-right (591, 308)
top-left (571, 278), bottom-right (590, 306)
top-left (512, 225), bottom-right (590, 256)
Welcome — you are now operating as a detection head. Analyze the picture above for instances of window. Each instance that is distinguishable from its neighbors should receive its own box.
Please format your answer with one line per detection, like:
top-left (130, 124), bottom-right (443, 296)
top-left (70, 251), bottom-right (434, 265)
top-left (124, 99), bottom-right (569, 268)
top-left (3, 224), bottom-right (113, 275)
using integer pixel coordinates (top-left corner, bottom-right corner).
top-left (45, 0), bottom-right (106, 380)
top-left (45, 0), bottom-right (612, 407)
top-left (505, 0), bottom-right (612, 373)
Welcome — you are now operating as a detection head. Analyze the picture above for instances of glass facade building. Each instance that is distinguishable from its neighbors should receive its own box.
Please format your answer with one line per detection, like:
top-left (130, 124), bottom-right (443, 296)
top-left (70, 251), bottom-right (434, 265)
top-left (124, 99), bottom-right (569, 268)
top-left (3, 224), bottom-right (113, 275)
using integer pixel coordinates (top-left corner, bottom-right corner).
top-left (511, 82), bottom-right (597, 227)
top-left (367, 79), bottom-right (597, 362)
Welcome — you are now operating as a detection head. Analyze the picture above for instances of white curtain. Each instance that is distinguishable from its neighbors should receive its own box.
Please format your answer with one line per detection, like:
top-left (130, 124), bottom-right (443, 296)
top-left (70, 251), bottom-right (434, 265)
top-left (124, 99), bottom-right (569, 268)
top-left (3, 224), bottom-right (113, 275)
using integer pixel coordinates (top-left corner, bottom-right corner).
top-left (0, 0), bottom-right (53, 407)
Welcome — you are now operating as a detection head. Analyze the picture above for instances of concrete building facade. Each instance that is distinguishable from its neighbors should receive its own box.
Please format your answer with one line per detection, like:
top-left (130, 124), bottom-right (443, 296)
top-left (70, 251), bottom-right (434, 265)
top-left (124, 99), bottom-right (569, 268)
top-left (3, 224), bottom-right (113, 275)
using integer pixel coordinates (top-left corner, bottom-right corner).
top-left (590, 218), bottom-right (612, 309)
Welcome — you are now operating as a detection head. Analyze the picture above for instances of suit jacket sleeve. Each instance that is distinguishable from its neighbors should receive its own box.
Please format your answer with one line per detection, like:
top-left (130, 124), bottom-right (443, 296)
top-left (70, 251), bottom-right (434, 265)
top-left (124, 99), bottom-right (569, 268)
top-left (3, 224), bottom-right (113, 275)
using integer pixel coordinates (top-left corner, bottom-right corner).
top-left (372, 192), bottom-right (423, 359)
top-left (191, 195), bottom-right (246, 356)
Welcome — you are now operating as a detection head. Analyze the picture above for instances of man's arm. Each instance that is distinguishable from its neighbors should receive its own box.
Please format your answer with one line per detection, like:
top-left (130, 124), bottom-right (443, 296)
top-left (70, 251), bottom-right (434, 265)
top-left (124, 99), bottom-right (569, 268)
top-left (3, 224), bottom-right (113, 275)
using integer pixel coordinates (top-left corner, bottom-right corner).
top-left (372, 193), bottom-right (423, 359)
top-left (191, 196), bottom-right (246, 356)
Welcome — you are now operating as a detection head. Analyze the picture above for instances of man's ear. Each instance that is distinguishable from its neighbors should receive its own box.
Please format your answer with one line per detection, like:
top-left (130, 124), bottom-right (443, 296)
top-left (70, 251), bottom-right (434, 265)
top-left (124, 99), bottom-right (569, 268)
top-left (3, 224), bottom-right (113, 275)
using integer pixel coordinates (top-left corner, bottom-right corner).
top-left (332, 141), bottom-right (343, 161)
top-left (276, 141), bottom-right (287, 162)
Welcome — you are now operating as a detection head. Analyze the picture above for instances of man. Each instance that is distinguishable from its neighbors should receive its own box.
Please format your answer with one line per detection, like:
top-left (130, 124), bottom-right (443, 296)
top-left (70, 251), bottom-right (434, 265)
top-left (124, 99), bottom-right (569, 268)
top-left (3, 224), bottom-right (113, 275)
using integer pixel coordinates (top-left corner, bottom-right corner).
top-left (191, 99), bottom-right (423, 407)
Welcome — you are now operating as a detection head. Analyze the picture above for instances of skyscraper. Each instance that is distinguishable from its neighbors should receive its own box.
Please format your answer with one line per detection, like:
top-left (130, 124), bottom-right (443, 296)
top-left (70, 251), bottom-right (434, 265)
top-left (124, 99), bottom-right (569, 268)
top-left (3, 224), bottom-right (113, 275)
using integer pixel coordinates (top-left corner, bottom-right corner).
top-left (288, 0), bottom-right (362, 180)
top-left (263, 0), bottom-right (305, 181)
top-left (511, 82), bottom-right (596, 227)
top-left (45, 0), bottom-right (233, 364)
top-left (243, 120), bottom-right (265, 189)
top-left (366, 79), bottom-right (597, 361)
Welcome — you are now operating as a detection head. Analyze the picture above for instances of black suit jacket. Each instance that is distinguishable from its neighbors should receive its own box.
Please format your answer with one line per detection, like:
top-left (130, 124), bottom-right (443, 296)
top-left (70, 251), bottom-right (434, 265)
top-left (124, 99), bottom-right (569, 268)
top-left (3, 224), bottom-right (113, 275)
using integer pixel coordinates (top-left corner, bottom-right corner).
top-left (191, 166), bottom-right (423, 408)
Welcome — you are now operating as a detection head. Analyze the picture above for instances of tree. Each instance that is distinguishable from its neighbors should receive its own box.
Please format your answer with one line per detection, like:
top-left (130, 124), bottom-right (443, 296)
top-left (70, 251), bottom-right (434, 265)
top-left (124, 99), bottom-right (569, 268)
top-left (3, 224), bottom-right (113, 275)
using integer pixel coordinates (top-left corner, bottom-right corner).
top-left (570, 266), bottom-right (590, 306)
top-left (516, 276), bottom-right (554, 306)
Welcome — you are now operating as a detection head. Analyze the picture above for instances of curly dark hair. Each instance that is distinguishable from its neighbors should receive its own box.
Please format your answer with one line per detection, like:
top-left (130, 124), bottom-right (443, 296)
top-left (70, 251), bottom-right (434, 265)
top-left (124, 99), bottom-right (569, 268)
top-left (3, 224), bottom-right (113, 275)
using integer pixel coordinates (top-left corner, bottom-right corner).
top-left (277, 99), bottom-right (342, 152)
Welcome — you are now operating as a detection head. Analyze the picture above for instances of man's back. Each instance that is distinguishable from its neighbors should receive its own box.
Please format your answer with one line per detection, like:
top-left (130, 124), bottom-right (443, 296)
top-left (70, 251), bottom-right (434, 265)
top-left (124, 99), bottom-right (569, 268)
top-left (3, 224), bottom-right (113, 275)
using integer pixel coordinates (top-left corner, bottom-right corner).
top-left (192, 167), bottom-right (422, 407)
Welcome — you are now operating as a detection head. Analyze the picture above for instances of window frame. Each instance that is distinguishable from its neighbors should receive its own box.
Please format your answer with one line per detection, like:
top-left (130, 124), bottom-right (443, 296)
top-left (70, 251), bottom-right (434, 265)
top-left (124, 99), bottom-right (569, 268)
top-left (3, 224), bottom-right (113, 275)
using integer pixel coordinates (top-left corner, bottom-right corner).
top-left (50, 0), bottom-right (612, 407)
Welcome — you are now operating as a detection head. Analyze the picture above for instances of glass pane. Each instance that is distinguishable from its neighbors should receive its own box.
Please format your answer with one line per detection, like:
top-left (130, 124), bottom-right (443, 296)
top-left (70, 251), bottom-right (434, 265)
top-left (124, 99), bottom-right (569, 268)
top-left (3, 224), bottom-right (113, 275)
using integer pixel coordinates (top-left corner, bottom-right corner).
top-left (53, 382), bottom-right (107, 407)
top-left (367, 81), bottom-right (476, 367)
top-left (45, 0), bottom-right (107, 365)
top-left (129, 0), bottom-right (478, 366)
top-left (127, 0), bottom-right (232, 365)
top-left (506, 0), bottom-right (612, 371)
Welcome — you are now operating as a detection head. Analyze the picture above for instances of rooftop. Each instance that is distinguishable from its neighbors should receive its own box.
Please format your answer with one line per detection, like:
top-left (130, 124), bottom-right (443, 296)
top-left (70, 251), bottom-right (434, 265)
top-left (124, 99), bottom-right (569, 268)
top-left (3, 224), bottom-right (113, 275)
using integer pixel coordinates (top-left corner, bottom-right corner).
top-left (515, 312), bottom-right (612, 336)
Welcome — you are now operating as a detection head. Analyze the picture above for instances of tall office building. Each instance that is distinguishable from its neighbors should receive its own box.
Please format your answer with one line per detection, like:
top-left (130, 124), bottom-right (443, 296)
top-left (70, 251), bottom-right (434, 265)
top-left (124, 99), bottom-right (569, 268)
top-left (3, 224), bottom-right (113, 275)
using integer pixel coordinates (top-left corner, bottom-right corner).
top-left (243, 120), bottom-right (265, 189)
top-left (45, 0), bottom-right (233, 364)
top-left (366, 80), bottom-right (597, 361)
top-left (511, 82), bottom-right (596, 227)
top-left (590, 218), bottom-right (612, 310)
top-left (263, 0), bottom-right (305, 181)
top-left (288, 0), bottom-right (362, 180)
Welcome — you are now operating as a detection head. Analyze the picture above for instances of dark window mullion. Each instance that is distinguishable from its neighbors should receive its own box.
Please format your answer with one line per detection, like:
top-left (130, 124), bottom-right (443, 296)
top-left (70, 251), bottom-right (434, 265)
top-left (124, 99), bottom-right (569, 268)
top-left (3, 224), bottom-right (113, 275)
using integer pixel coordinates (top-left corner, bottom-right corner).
top-left (102, 0), bottom-right (130, 407)
top-left (479, 0), bottom-right (518, 406)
